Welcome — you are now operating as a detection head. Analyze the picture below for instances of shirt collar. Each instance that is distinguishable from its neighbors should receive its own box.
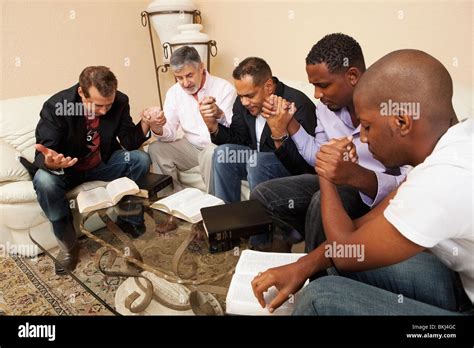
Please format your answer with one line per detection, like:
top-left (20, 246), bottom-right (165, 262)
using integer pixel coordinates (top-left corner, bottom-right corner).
top-left (320, 103), bottom-right (361, 135)
top-left (196, 70), bottom-right (210, 98)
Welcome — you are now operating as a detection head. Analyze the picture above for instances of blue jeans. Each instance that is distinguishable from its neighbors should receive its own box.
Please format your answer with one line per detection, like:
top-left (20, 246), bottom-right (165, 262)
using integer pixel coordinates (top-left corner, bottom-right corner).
top-left (212, 144), bottom-right (291, 204)
top-left (33, 150), bottom-right (150, 241)
top-left (293, 252), bottom-right (472, 315)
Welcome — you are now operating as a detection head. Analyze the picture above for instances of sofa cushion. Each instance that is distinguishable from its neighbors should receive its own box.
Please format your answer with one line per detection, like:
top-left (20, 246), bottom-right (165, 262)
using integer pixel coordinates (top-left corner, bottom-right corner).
top-left (0, 181), bottom-right (38, 204)
top-left (0, 179), bottom-right (108, 204)
top-left (0, 141), bottom-right (30, 181)
top-left (0, 94), bottom-right (50, 182)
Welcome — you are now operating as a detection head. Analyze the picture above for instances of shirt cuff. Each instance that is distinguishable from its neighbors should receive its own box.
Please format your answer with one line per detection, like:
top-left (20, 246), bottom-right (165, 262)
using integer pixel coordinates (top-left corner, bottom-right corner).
top-left (151, 127), bottom-right (166, 138)
top-left (48, 168), bottom-right (64, 175)
top-left (360, 171), bottom-right (403, 207)
top-left (290, 125), bottom-right (309, 147)
top-left (291, 126), bottom-right (315, 166)
top-left (217, 113), bottom-right (226, 125)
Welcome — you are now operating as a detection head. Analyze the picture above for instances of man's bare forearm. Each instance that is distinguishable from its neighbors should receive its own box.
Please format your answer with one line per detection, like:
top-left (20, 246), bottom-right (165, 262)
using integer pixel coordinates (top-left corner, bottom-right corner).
top-left (295, 241), bottom-right (333, 277)
top-left (320, 177), bottom-right (357, 241)
top-left (347, 164), bottom-right (377, 199)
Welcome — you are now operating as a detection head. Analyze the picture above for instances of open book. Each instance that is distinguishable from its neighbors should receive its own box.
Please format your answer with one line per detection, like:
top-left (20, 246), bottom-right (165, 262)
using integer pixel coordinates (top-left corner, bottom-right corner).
top-left (150, 188), bottom-right (224, 224)
top-left (226, 250), bottom-right (308, 315)
top-left (77, 177), bottom-right (145, 213)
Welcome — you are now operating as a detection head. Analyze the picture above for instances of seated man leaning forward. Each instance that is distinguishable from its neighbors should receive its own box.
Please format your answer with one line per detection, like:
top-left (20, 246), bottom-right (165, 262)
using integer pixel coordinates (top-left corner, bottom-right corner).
top-left (252, 49), bottom-right (473, 316)
top-left (33, 66), bottom-right (152, 275)
top-left (209, 57), bottom-right (317, 203)
top-left (147, 46), bottom-right (236, 192)
top-left (251, 33), bottom-right (408, 251)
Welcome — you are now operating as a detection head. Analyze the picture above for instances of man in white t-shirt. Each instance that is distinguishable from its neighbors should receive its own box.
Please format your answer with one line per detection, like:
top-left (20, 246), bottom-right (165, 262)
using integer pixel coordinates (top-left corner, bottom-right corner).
top-left (147, 46), bottom-right (236, 192)
top-left (251, 49), bottom-right (473, 315)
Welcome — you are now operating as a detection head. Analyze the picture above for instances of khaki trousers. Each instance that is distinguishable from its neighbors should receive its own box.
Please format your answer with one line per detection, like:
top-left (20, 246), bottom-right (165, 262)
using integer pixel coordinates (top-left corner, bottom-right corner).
top-left (148, 138), bottom-right (216, 193)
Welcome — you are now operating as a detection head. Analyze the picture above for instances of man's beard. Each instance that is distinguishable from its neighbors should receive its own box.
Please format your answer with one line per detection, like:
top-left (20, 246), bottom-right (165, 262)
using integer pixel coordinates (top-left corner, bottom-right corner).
top-left (184, 86), bottom-right (199, 95)
top-left (326, 104), bottom-right (341, 111)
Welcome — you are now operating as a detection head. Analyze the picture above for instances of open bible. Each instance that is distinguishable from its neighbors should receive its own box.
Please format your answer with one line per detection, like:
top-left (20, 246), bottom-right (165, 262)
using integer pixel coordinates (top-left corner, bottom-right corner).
top-left (77, 177), bottom-right (145, 213)
top-left (150, 188), bottom-right (224, 224)
top-left (226, 250), bottom-right (308, 315)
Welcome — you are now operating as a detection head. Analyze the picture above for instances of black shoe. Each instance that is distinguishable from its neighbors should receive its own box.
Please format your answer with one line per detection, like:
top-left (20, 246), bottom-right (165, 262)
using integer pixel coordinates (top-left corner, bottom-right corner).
top-left (250, 242), bottom-right (273, 252)
top-left (54, 246), bottom-right (79, 275)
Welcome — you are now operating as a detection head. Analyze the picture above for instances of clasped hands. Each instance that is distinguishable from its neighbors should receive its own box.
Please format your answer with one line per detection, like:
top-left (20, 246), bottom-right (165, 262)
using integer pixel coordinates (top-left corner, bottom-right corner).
top-left (261, 95), bottom-right (296, 137)
top-left (140, 106), bottom-right (166, 135)
top-left (315, 136), bottom-right (359, 185)
top-left (198, 96), bottom-right (223, 134)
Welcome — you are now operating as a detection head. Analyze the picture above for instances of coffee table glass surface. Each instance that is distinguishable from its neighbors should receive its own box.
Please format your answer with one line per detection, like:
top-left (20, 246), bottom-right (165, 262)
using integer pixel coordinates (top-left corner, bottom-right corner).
top-left (29, 195), bottom-right (245, 315)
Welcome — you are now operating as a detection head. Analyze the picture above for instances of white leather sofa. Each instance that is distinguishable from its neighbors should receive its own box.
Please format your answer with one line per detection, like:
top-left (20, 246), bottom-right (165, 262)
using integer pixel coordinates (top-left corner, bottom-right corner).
top-left (0, 95), bottom-right (106, 256)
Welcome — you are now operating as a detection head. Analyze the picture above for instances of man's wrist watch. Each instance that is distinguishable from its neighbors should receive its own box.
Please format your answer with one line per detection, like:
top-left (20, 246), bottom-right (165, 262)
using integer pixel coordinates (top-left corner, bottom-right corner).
top-left (270, 133), bottom-right (289, 142)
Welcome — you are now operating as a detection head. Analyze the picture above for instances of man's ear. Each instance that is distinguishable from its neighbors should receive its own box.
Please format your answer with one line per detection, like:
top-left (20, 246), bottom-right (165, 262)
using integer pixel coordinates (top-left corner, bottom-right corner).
top-left (346, 67), bottom-right (362, 87)
top-left (78, 86), bottom-right (85, 99)
top-left (392, 112), bottom-right (413, 136)
top-left (264, 78), bottom-right (274, 95)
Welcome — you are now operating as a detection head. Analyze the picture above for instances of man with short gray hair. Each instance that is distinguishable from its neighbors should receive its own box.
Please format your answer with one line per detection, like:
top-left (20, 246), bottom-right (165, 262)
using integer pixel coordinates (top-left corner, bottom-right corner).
top-left (147, 46), bottom-right (236, 191)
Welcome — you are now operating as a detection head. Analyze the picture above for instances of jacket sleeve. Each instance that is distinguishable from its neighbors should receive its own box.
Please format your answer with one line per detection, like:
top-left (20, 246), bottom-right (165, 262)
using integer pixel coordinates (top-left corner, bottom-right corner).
top-left (274, 101), bottom-right (316, 175)
top-left (34, 100), bottom-right (66, 171)
top-left (211, 101), bottom-right (251, 147)
top-left (116, 95), bottom-right (150, 150)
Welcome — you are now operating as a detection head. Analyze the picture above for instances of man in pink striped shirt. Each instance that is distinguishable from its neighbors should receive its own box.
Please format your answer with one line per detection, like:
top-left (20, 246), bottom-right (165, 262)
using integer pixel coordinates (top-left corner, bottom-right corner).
top-left (147, 46), bottom-right (236, 192)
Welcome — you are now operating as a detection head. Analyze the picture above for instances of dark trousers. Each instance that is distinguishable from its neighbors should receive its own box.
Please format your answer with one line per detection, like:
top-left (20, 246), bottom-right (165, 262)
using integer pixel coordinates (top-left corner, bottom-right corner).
top-left (250, 174), bottom-right (370, 252)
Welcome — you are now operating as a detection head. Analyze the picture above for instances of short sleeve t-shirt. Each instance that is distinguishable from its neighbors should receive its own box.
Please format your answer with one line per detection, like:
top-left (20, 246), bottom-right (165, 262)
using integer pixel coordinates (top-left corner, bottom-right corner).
top-left (384, 118), bottom-right (474, 303)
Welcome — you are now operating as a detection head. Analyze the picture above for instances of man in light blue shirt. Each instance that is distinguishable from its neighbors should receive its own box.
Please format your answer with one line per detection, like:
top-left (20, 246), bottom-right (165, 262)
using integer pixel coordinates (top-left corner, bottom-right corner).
top-left (252, 33), bottom-right (408, 252)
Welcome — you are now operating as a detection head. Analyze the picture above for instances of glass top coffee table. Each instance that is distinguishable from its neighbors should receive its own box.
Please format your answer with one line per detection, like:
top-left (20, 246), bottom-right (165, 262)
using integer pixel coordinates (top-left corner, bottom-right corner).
top-left (29, 195), bottom-right (246, 315)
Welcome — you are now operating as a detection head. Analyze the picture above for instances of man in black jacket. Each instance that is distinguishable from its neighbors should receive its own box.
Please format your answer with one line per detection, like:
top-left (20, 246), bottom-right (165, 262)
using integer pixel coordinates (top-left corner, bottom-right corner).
top-left (32, 66), bottom-right (151, 274)
top-left (202, 57), bottom-right (316, 204)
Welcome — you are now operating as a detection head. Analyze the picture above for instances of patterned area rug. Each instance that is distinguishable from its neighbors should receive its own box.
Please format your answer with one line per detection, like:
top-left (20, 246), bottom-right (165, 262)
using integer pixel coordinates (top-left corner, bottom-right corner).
top-left (0, 222), bottom-right (244, 316)
top-left (0, 236), bottom-right (116, 316)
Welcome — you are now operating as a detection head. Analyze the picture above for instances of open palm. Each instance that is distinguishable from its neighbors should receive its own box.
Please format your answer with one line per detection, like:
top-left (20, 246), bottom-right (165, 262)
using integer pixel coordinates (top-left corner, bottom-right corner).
top-left (35, 144), bottom-right (78, 170)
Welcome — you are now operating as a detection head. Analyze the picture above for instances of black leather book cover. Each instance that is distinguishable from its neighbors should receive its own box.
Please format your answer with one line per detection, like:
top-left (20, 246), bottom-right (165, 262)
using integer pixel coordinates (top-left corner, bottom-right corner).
top-left (136, 172), bottom-right (172, 198)
top-left (201, 200), bottom-right (273, 244)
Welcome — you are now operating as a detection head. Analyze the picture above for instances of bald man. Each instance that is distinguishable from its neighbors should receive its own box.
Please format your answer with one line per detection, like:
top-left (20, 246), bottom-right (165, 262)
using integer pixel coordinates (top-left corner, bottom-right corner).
top-left (251, 49), bottom-right (473, 315)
